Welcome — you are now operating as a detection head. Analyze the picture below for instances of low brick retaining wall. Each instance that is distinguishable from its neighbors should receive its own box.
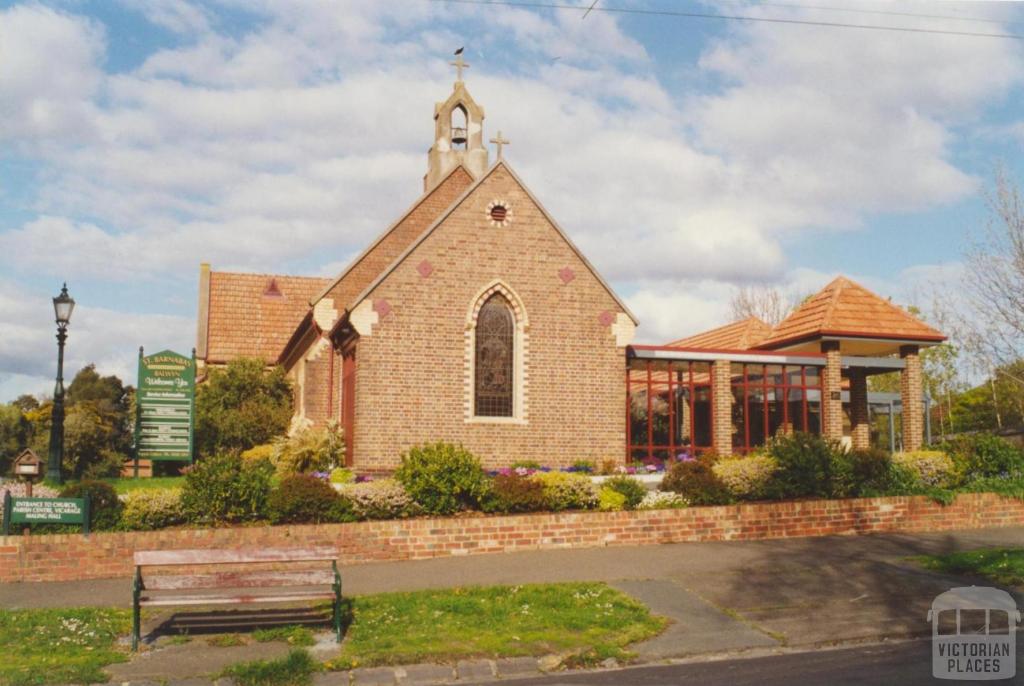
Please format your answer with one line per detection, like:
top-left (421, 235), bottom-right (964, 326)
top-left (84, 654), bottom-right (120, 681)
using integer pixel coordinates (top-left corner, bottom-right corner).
top-left (1, 492), bottom-right (1022, 584)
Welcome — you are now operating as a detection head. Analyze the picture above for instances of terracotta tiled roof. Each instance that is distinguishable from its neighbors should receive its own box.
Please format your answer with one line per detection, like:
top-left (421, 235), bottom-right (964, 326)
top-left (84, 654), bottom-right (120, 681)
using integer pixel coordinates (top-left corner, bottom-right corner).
top-left (205, 272), bottom-right (331, 363)
top-left (757, 276), bottom-right (946, 349)
top-left (667, 317), bottom-right (773, 351)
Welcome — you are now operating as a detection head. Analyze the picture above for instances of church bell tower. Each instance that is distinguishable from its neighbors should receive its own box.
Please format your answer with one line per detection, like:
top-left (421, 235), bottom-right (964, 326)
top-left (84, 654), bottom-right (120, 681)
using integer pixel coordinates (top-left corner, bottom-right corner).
top-left (425, 53), bottom-right (489, 192)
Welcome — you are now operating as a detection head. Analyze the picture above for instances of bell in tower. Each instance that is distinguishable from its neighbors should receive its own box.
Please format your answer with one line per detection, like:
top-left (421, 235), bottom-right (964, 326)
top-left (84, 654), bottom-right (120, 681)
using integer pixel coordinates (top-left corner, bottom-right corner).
top-left (424, 52), bottom-right (489, 192)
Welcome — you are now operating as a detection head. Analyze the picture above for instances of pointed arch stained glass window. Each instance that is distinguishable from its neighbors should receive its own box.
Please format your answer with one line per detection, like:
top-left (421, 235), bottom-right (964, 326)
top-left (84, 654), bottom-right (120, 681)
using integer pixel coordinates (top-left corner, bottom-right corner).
top-left (475, 293), bottom-right (514, 417)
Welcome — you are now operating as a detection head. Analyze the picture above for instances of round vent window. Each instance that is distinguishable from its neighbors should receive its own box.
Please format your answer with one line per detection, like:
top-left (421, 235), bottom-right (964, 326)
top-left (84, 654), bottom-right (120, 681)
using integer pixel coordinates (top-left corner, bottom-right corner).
top-left (487, 200), bottom-right (513, 227)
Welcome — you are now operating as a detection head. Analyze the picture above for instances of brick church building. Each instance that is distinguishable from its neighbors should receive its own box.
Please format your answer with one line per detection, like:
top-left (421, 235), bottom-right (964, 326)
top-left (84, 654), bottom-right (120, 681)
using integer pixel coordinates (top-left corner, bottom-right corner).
top-left (196, 62), bottom-right (944, 470)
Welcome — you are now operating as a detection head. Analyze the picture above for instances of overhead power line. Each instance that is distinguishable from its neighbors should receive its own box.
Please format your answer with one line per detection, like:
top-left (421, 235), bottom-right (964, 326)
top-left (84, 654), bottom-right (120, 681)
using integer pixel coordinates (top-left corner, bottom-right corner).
top-left (711, 0), bottom-right (1022, 28)
top-left (432, 0), bottom-right (1024, 40)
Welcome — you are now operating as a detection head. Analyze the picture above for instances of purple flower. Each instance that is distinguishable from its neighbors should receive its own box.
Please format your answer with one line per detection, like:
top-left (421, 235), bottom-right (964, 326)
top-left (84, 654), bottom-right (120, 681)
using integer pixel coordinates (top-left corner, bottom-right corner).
top-left (355, 474), bottom-right (374, 483)
top-left (312, 471), bottom-right (330, 480)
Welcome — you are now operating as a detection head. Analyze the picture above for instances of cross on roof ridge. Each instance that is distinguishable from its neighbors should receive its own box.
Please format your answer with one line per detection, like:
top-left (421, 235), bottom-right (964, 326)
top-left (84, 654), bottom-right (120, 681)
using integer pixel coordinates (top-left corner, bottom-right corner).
top-left (490, 131), bottom-right (509, 158)
top-left (451, 54), bottom-right (469, 82)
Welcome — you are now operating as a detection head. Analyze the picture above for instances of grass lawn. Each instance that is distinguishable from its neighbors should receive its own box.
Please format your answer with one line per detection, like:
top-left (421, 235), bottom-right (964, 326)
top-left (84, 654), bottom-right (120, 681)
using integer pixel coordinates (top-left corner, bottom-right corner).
top-left (0, 608), bottom-right (131, 686)
top-left (327, 582), bottom-right (666, 670)
top-left (1, 583), bottom-right (663, 686)
top-left (104, 476), bottom-right (185, 494)
top-left (915, 548), bottom-right (1024, 587)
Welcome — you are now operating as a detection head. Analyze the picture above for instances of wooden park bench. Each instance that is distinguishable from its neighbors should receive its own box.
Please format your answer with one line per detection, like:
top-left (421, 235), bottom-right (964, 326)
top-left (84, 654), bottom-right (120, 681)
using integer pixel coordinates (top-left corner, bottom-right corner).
top-left (131, 547), bottom-right (342, 650)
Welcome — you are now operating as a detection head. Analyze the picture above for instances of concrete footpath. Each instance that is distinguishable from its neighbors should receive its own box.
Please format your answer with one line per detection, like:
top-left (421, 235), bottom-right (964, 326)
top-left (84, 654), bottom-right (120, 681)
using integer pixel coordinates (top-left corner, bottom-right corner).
top-left (2, 527), bottom-right (1023, 685)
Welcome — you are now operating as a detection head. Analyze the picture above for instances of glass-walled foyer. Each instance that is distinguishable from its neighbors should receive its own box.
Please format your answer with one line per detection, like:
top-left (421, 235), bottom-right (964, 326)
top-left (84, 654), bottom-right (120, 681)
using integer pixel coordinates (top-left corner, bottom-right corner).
top-left (626, 346), bottom-right (923, 462)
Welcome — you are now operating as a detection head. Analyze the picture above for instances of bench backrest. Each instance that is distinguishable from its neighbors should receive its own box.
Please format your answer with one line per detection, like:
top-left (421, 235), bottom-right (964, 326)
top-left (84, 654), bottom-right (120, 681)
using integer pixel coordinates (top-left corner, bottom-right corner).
top-left (134, 547), bottom-right (338, 567)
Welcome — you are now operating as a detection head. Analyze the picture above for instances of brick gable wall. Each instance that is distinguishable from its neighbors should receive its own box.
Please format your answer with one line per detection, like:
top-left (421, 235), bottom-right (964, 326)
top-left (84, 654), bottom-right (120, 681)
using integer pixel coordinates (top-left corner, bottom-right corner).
top-left (318, 167), bottom-right (475, 315)
top-left (350, 166), bottom-right (627, 469)
top-left (295, 168), bottom-right (475, 426)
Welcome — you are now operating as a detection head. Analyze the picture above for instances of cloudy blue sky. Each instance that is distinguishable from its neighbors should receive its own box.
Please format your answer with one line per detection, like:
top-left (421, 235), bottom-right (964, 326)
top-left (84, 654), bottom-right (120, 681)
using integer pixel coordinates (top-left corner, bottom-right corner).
top-left (2, 0), bottom-right (1023, 400)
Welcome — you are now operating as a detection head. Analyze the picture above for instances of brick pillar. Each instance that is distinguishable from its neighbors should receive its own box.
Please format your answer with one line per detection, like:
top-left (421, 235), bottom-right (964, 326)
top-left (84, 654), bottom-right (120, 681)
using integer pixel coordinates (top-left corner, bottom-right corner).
top-left (849, 368), bottom-right (870, 450)
top-left (821, 341), bottom-right (843, 441)
top-left (712, 359), bottom-right (733, 456)
top-left (900, 345), bottom-right (923, 452)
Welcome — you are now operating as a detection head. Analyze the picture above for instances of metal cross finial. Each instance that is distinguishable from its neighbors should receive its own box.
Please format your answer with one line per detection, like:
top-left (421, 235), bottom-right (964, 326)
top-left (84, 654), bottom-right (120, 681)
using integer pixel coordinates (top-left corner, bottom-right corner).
top-left (451, 54), bottom-right (469, 82)
top-left (490, 131), bottom-right (509, 158)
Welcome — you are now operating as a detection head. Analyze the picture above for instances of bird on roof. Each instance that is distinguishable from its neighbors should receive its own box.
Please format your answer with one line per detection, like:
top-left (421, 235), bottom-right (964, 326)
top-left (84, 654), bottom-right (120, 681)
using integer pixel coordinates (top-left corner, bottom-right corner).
top-left (454, 46), bottom-right (464, 55)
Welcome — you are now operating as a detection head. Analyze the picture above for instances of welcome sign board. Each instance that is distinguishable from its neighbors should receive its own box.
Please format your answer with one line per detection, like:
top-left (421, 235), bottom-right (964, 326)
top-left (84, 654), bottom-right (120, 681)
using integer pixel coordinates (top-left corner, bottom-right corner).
top-left (134, 348), bottom-right (195, 463)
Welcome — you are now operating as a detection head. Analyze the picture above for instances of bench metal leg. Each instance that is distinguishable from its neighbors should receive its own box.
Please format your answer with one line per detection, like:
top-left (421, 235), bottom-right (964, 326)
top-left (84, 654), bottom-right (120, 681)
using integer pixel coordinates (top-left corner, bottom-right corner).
top-left (332, 561), bottom-right (343, 643)
top-left (131, 567), bottom-right (142, 651)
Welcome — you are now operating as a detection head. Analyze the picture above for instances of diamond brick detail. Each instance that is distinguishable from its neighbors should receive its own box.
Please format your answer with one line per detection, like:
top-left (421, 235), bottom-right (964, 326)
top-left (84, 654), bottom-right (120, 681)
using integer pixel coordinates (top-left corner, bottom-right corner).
top-left (598, 310), bottom-right (615, 327)
top-left (417, 260), bottom-right (434, 278)
top-left (373, 299), bottom-right (392, 319)
top-left (558, 267), bottom-right (575, 284)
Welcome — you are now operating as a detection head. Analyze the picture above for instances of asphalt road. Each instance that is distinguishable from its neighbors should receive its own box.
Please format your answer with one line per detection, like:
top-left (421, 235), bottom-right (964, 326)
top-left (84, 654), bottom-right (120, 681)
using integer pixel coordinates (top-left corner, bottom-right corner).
top-left (482, 640), bottom-right (1024, 686)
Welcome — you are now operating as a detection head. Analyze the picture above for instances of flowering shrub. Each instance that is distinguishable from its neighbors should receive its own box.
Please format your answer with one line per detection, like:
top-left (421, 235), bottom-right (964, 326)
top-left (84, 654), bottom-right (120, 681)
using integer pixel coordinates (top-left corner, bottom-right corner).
top-left (0, 480), bottom-right (59, 526)
top-left (481, 473), bottom-right (548, 514)
top-left (120, 488), bottom-right (185, 531)
top-left (661, 455), bottom-right (732, 506)
top-left (941, 433), bottom-right (1024, 481)
top-left (330, 467), bottom-right (355, 484)
top-left (765, 432), bottom-right (845, 499)
top-left (530, 472), bottom-right (598, 511)
top-left (60, 480), bottom-right (123, 531)
top-left (712, 454), bottom-right (778, 499)
top-left (272, 421), bottom-right (345, 476)
top-left (180, 453), bottom-right (274, 525)
top-left (832, 448), bottom-right (896, 497)
top-left (598, 486), bottom-right (627, 511)
top-left (240, 444), bottom-right (275, 462)
top-left (638, 491), bottom-right (689, 510)
top-left (267, 474), bottom-right (354, 524)
top-left (568, 460), bottom-right (595, 474)
top-left (601, 476), bottom-right (647, 510)
top-left (395, 442), bottom-right (488, 515)
top-left (0, 479), bottom-right (59, 500)
top-left (336, 479), bottom-right (418, 520)
top-left (893, 451), bottom-right (956, 488)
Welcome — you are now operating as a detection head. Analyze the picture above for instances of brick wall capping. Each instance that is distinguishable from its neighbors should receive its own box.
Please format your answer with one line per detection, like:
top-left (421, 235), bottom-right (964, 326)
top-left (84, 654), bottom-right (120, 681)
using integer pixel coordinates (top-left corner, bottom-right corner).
top-left (2, 492), bottom-right (1022, 584)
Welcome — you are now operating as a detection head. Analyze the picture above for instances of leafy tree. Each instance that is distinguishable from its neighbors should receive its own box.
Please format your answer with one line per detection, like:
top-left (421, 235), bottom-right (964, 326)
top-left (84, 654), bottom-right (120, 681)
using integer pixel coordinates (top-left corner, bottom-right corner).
top-left (868, 306), bottom-right (963, 435)
top-left (56, 365), bottom-right (134, 478)
top-left (63, 402), bottom-right (126, 479)
top-left (0, 403), bottom-right (30, 475)
top-left (12, 395), bottom-right (39, 413)
top-left (194, 358), bottom-right (293, 456)
top-left (24, 401), bottom-right (52, 456)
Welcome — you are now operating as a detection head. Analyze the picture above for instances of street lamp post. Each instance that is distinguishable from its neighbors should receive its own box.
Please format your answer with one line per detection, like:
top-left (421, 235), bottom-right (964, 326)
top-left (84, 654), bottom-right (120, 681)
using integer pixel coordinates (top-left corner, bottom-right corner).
top-left (46, 283), bottom-right (75, 485)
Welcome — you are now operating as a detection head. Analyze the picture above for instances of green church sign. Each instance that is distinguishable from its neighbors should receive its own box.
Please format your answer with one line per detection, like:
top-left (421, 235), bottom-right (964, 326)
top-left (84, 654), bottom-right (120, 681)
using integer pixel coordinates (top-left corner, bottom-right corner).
top-left (134, 348), bottom-right (196, 464)
top-left (2, 493), bottom-right (90, 535)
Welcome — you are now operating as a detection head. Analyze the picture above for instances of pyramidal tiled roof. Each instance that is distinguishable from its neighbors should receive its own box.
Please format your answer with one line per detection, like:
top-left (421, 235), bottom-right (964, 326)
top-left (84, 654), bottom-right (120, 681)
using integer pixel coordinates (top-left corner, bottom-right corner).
top-left (667, 317), bottom-right (773, 351)
top-left (756, 276), bottom-right (945, 349)
top-left (205, 272), bottom-right (331, 363)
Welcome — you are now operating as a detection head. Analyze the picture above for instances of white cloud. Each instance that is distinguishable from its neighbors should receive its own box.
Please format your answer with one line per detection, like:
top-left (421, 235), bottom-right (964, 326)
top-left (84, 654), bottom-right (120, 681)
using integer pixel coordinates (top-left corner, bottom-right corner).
top-left (120, 0), bottom-right (212, 35)
top-left (2, 0), bottom-right (1022, 386)
top-left (0, 4), bottom-right (105, 142)
top-left (0, 280), bottom-right (192, 401)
